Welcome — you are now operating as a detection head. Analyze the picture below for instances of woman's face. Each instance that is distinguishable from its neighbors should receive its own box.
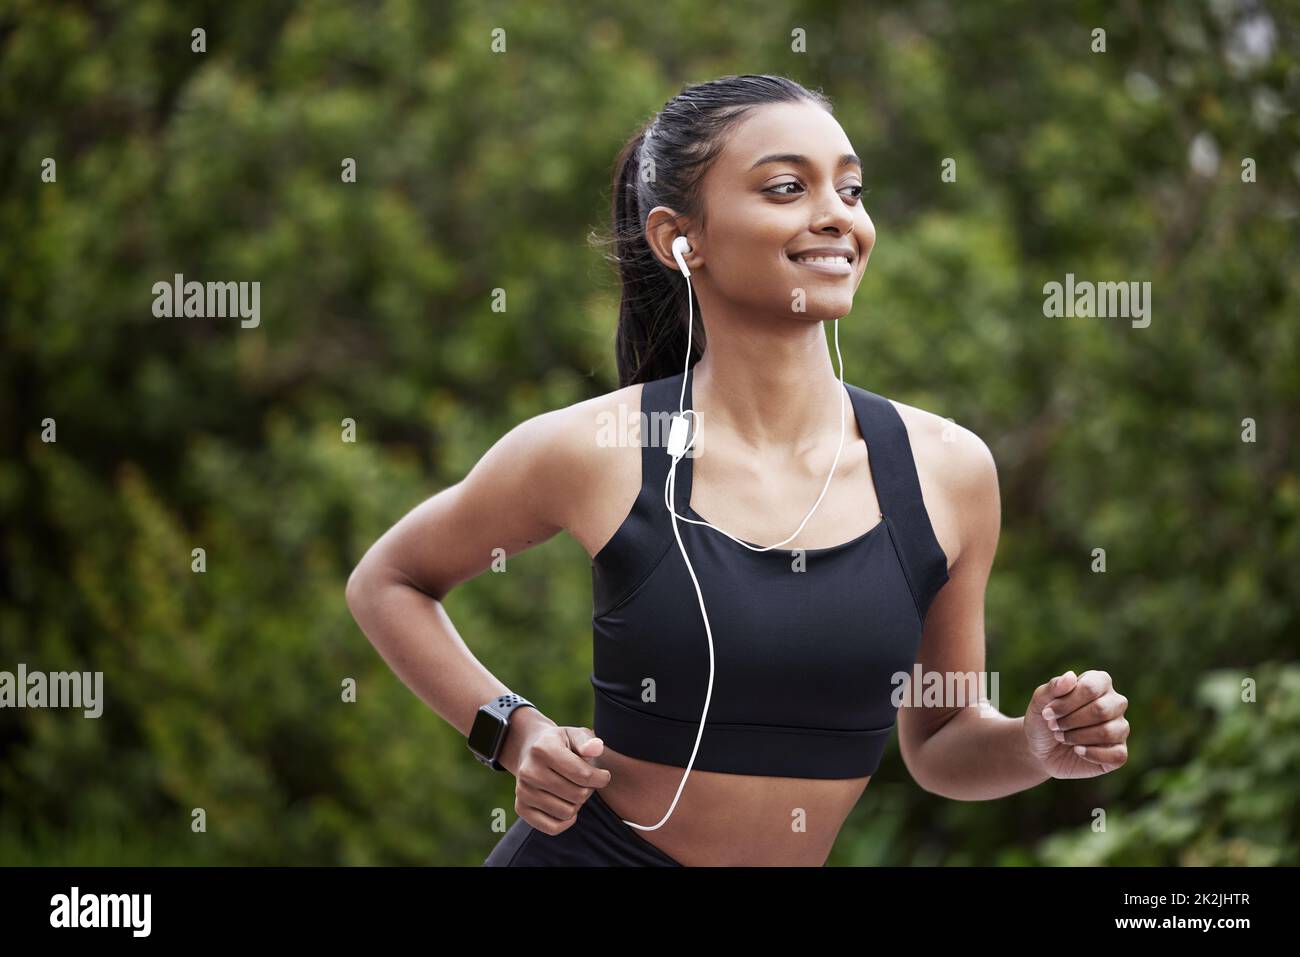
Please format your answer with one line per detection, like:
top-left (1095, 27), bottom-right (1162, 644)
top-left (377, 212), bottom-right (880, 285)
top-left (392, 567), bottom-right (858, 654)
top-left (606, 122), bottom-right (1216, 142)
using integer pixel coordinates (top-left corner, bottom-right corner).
top-left (688, 100), bottom-right (875, 323)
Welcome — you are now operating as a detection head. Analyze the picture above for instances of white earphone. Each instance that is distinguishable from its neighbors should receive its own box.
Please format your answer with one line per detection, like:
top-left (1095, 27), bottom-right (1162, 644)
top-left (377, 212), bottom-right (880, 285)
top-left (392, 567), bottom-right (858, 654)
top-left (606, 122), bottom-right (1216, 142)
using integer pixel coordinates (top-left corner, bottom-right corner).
top-left (617, 235), bottom-right (850, 833)
top-left (671, 234), bottom-right (692, 278)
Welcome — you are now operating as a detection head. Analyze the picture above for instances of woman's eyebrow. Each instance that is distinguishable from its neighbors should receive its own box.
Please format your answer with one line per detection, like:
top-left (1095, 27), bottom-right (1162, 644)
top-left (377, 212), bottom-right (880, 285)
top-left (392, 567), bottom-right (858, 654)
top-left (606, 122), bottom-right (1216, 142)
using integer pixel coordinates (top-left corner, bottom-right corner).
top-left (748, 152), bottom-right (862, 172)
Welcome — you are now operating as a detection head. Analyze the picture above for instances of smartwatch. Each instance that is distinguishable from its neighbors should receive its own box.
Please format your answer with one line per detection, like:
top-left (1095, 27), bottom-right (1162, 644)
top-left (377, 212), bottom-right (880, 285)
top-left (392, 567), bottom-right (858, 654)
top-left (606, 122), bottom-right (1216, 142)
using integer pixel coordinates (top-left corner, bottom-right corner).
top-left (467, 693), bottom-right (536, 771)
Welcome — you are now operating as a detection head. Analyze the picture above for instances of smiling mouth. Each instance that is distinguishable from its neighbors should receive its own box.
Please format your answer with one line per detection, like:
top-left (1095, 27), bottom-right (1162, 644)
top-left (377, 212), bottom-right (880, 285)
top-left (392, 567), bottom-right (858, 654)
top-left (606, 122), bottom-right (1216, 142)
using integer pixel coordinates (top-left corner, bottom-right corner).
top-left (789, 254), bottom-right (853, 264)
top-left (788, 254), bottom-right (853, 274)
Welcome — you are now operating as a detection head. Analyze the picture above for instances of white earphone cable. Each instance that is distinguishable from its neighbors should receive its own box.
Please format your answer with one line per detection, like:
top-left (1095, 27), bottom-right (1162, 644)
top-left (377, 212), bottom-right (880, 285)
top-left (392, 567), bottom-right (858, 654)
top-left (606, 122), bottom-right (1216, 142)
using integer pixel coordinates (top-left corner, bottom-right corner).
top-left (662, 308), bottom-right (849, 551)
top-left (619, 245), bottom-right (851, 832)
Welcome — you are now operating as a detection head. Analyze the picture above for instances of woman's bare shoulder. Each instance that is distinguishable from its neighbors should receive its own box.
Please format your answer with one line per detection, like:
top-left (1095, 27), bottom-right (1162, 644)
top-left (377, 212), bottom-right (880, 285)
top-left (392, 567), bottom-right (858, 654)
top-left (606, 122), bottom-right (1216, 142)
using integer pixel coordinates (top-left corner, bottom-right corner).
top-left (888, 396), bottom-right (994, 480)
top-left (885, 395), bottom-right (999, 570)
top-left (545, 379), bottom-right (645, 462)
top-left (529, 380), bottom-right (646, 539)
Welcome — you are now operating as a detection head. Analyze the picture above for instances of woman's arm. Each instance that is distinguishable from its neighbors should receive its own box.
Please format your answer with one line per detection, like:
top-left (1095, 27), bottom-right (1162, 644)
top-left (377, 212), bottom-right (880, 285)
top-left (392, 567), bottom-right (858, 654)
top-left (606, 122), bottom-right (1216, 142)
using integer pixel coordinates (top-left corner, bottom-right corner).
top-left (899, 417), bottom-right (1130, 798)
top-left (897, 421), bottom-right (1052, 800)
top-left (344, 406), bottom-right (587, 775)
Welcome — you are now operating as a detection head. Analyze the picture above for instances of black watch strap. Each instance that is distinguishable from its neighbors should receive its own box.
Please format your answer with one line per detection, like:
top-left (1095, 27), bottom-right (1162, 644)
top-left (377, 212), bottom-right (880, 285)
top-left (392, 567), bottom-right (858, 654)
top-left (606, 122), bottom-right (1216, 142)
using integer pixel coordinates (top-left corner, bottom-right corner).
top-left (471, 693), bottom-right (536, 771)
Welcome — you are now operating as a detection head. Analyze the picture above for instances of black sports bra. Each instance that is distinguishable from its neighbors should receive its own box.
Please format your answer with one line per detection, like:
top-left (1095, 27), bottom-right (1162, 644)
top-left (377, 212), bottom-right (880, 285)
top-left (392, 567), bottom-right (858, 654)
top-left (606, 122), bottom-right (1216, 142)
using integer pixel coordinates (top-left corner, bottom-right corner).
top-left (589, 368), bottom-right (951, 779)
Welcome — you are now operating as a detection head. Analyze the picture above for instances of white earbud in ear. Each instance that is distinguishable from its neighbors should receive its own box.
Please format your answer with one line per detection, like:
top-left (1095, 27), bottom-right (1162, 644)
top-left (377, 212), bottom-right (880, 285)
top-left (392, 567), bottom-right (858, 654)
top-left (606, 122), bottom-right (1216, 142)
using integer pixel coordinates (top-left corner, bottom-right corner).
top-left (671, 235), bottom-right (692, 278)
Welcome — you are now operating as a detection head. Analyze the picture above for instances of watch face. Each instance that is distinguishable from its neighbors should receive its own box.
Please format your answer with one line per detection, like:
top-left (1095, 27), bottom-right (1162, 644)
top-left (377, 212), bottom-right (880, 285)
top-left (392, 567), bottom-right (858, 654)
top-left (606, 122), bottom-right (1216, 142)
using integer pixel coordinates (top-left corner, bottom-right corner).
top-left (469, 707), bottom-right (506, 760)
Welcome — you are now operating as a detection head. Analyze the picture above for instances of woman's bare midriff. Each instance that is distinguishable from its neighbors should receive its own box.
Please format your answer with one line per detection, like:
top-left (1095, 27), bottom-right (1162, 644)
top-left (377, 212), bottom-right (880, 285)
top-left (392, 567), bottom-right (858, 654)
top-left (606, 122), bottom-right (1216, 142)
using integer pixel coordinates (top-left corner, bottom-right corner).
top-left (588, 744), bottom-right (870, 866)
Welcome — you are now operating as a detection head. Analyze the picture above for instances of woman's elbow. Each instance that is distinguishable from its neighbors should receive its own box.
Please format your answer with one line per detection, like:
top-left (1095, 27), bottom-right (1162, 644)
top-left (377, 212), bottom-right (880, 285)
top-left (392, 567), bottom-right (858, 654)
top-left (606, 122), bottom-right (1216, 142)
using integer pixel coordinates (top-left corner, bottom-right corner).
top-left (346, 554), bottom-right (446, 614)
top-left (345, 557), bottom-right (385, 615)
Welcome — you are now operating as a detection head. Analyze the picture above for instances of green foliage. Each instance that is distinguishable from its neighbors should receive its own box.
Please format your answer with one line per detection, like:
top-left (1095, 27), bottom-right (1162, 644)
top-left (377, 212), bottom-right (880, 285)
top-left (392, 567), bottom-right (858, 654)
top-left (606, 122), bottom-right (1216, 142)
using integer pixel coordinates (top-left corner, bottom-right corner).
top-left (1039, 664), bottom-right (1300, 866)
top-left (1, 0), bottom-right (1296, 864)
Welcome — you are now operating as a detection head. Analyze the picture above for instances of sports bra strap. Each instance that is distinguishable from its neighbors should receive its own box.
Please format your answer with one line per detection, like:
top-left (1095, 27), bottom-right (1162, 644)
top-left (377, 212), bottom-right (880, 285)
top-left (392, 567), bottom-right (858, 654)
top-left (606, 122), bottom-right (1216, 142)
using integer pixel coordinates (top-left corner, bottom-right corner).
top-left (637, 371), bottom-right (692, 517)
top-left (846, 384), bottom-right (951, 620)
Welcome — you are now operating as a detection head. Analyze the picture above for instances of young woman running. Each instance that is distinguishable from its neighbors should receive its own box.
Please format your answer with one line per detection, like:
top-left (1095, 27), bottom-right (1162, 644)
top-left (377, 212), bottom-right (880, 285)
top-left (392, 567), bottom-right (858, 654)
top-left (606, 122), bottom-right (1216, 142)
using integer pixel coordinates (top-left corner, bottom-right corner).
top-left (346, 74), bottom-right (1131, 867)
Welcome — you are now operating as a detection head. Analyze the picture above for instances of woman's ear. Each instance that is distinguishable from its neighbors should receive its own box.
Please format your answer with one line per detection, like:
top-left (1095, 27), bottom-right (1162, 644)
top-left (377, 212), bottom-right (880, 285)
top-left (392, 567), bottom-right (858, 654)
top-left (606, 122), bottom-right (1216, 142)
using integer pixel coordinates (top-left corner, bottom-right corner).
top-left (646, 206), bottom-right (695, 273)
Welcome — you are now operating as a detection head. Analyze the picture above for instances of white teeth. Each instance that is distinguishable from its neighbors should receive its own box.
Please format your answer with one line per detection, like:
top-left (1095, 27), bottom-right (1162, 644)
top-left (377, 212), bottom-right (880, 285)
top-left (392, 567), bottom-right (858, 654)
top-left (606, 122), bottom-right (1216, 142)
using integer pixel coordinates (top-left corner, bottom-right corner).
top-left (794, 255), bottom-right (850, 264)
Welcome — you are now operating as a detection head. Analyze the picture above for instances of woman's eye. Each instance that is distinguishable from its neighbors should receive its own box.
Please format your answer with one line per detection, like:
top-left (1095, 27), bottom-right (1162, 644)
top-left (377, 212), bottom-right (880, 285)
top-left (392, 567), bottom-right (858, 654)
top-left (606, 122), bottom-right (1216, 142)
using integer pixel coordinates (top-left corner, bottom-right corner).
top-left (765, 182), bottom-right (867, 200)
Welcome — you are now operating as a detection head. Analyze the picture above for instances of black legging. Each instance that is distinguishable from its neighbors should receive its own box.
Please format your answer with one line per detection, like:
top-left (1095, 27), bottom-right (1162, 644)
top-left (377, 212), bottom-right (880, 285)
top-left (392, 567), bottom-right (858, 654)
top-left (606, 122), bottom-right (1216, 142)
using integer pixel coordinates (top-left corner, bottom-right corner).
top-left (484, 789), bottom-right (682, 866)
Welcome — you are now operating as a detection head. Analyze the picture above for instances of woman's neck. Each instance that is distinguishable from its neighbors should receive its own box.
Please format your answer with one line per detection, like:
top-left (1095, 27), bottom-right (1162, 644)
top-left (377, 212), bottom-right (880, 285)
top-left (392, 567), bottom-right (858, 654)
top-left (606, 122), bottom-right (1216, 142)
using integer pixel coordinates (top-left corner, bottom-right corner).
top-left (688, 332), bottom-right (847, 455)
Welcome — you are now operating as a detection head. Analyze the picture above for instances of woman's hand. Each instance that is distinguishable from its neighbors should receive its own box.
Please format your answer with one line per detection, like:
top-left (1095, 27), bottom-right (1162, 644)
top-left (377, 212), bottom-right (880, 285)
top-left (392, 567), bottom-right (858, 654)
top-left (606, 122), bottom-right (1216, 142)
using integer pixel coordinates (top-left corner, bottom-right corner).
top-left (1024, 670), bottom-right (1130, 778)
top-left (506, 719), bottom-right (612, 835)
